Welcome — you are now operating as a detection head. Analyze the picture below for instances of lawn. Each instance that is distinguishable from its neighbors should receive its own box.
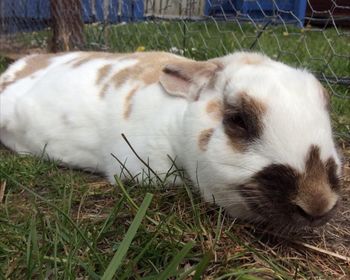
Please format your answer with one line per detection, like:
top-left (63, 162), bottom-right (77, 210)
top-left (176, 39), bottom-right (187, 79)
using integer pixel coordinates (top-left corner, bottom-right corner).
top-left (0, 20), bottom-right (349, 279)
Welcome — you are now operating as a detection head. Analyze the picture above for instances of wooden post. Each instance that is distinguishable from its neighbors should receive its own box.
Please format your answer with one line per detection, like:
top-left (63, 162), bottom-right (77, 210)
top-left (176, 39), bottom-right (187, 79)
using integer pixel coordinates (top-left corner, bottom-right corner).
top-left (50, 0), bottom-right (85, 52)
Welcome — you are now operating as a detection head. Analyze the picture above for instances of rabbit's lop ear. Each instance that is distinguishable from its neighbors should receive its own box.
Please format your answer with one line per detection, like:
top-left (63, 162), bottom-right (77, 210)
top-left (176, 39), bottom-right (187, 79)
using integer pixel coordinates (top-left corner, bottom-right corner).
top-left (159, 60), bottom-right (222, 101)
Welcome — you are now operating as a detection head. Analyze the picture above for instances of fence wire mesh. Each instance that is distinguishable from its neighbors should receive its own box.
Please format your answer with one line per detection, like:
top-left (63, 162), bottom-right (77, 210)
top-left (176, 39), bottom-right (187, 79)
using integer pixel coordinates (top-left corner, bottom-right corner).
top-left (0, 0), bottom-right (349, 138)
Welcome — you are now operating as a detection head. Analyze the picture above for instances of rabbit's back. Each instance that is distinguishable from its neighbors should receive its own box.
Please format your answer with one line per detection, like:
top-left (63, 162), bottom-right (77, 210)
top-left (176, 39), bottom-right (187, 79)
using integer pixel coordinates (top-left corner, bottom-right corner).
top-left (0, 52), bottom-right (186, 175)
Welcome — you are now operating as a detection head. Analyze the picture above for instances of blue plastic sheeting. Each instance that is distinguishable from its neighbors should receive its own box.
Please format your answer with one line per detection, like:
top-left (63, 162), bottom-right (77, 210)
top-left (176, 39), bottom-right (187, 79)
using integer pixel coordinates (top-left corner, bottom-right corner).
top-left (121, 0), bottom-right (144, 22)
top-left (1, 0), bottom-right (50, 33)
top-left (1, 0), bottom-right (307, 34)
top-left (205, 0), bottom-right (307, 27)
top-left (1, 0), bottom-right (144, 34)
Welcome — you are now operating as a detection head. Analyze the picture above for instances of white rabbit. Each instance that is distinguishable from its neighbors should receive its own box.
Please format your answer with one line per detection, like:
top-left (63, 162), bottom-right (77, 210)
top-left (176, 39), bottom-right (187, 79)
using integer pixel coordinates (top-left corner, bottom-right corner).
top-left (0, 51), bottom-right (342, 229)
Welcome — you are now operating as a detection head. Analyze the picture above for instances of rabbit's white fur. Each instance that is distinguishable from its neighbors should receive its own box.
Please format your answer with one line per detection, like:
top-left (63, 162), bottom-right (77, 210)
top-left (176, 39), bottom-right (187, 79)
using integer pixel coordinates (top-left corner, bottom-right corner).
top-left (0, 51), bottom-right (341, 227)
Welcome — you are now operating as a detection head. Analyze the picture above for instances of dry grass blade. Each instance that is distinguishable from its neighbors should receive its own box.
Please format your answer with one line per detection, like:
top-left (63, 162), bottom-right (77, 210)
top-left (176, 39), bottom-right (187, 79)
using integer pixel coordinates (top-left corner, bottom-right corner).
top-left (292, 240), bottom-right (350, 262)
top-left (0, 180), bottom-right (6, 204)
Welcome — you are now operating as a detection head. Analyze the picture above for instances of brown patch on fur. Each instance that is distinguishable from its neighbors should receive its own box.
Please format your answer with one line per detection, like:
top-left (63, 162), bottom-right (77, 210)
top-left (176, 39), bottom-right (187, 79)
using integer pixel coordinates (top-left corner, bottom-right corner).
top-left (70, 52), bottom-right (123, 68)
top-left (123, 87), bottom-right (138, 119)
top-left (0, 80), bottom-right (14, 93)
top-left (71, 56), bottom-right (94, 68)
top-left (240, 53), bottom-right (266, 65)
top-left (142, 65), bottom-right (165, 84)
top-left (112, 52), bottom-right (185, 87)
top-left (99, 84), bottom-right (109, 98)
top-left (64, 55), bottom-right (80, 65)
top-left (226, 139), bottom-right (245, 153)
top-left (112, 67), bottom-right (140, 86)
top-left (296, 145), bottom-right (338, 217)
top-left (206, 61), bottom-right (224, 89)
top-left (96, 64), bottom-right (112, 85)
top-left (0, 54), bottom-right (55, 93)
top-left (198, 128), bottom-right (214, 151)
top-left (223, 92), bottom-right (266, 151)
top-left (325, 157), bottom-right (340, 191)
top-left (66, 51), bottom-right (219, 100)
top-left (247, 151), bottom-right (339, 228)
top-left (247, 145), bottom-right (341, 227)
top-left (16, 55), bottom-right (51, 78)
top-left (206, 99), bottom-right (223, 121)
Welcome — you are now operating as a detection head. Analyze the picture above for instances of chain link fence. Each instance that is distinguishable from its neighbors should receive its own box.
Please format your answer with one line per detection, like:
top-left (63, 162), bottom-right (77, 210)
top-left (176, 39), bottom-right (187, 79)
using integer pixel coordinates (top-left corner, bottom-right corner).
top-left (0, 0), bottom-right (349, 138)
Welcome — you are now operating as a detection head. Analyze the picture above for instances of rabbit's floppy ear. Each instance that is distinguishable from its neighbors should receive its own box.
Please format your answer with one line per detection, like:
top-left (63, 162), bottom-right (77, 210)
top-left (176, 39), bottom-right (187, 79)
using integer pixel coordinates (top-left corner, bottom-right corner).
top-left (159, 60), bottom-right (222, 101)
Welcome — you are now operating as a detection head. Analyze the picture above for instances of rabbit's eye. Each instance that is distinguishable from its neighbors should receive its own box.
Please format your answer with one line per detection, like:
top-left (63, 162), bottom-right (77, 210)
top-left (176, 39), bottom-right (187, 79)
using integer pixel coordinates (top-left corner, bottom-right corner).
top-left (222, 93), bottom-right (266, 146)
top-left (223, 112), bottom-right (248, 138)
top-left (223, 104), bottom-right (258, 141)
top-left (228, 113), bottom-right (247, 131)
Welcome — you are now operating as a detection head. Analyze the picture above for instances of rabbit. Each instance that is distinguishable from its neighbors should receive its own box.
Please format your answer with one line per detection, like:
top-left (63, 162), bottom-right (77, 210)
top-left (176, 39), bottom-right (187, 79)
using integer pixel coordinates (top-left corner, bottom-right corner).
top-left (0, 51), bottom-right (342, 229)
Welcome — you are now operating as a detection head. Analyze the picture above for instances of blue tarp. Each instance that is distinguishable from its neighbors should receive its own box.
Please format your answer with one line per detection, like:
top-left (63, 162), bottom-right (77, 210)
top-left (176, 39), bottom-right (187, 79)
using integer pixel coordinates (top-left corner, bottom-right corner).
top-left (1, 0), bottom-right (307, 33)
top-left (205, 0), bottom-right (307, 27)
top-left (1, 0), bottom-right (144, 33)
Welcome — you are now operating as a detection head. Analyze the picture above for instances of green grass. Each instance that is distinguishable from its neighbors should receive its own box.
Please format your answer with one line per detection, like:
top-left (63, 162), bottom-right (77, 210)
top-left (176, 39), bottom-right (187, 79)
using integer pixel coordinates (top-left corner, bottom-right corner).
top-left (2, 148), bottom-right (348, 279)
top-left (0, 21), bottom-right (350, 279)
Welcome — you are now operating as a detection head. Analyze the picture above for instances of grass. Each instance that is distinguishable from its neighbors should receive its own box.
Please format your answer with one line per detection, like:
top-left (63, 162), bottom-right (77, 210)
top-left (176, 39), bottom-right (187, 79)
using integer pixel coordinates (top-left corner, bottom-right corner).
top-left (0, 20), bottom-right (350, 279)
top-left (1, 147), bottom-right (348, 279)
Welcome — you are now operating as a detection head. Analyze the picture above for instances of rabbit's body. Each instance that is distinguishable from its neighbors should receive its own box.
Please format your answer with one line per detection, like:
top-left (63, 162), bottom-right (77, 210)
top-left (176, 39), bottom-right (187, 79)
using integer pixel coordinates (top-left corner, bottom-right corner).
top-left (0, 51), bottom-right (342, 229)
top-left (0, 52), bottom-right (189, 182)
